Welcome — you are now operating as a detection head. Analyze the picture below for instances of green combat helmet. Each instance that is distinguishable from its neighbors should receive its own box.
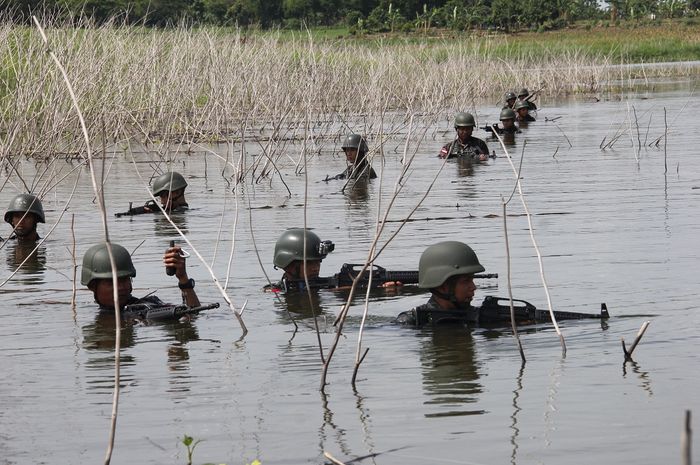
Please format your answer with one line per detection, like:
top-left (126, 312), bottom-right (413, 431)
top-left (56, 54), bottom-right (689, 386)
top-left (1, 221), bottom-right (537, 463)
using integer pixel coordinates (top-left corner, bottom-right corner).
top-left (500, 108), bottom-right (516, 121)
top-left (273, 228), bottom-right (334, 269)
top-left (80, 243), bottom-right (136, 286)
top-left (518, 88), bottom-right (530, 99)
top-left (341, 134), bottom-right (369, 154)
top-left (504, 91), bottom-right (517, 102)
top-left (454, 112), bottom-right (476, 128)
top-left (152, 172), bottom-right (188, 197)
top-left (418, 241), bottom-right (485, 289)
top-left (4, 193), bottom-right (45, 224)
top-left (514, 100), bottom-right (530, 111)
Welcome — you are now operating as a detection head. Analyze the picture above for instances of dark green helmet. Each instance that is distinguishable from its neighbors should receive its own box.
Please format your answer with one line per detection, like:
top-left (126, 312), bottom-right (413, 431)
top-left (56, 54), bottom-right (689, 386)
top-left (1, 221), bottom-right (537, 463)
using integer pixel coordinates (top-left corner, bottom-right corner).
top-left (418, 241), bottom-right (485, 289)
top-left (4, 193), bottom-right (45, 224)
top-left (152, 172), bottom-right (188, 196)
top-left (454, 112), bottom-right (476, 128)
top-left (518, 88), bottom-right (529, 98)
top-left (514, 100), bottom-right (529, 111)
top-left (273, 228), bottom-right (334, 269)
top-left (504, 91), bottom-right (516, 102)
top-left (341, 134), bottom-right (369, 153)
top-left (500, 108), bottom-right (516, 121)
top-left (80, 242), bottom-right (136, 286)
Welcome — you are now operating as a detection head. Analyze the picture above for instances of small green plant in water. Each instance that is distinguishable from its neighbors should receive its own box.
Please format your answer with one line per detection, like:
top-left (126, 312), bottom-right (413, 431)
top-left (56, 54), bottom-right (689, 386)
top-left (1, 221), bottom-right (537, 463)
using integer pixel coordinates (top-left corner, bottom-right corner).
top-left (182, 434), bottom-right (202, 465)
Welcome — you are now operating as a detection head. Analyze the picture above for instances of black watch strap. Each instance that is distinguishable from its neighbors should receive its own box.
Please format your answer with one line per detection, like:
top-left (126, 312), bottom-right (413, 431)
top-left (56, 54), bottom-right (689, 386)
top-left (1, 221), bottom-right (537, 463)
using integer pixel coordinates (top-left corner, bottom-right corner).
top-left (178, 278), bottom-right (195, 290)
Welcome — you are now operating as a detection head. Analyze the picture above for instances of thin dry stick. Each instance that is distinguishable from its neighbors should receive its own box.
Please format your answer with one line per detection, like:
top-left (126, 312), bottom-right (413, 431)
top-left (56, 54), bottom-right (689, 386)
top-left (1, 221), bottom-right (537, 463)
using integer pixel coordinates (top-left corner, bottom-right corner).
top-left (663, 107), bottom-right (668, 175)
top-left (32, 17), bottom-right (122, 465)
top-left (70, 213), bottom-right (77, 313)
top-left (681, 410), bottom-right (692, 465)
top-left (492, 130), bottom-right (566, 356)
top-left (502, 201), bottom-right (525, 362)
top-left (323, 451), bottom-right (348, 465)
top-left (621, 320), bottom-right (650, 360)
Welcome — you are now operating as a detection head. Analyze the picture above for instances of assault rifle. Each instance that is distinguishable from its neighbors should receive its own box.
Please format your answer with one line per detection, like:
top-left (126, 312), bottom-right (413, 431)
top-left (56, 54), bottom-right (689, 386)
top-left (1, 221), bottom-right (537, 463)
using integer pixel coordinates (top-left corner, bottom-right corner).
top-left (121, 302), bottom-right (219, 321)
top-left (413, 296), bottom-right (609, 327)
top-left (274, 264), bottom-right (497, 293)
top-left (115, 200), bottom-right (158, 217)
top-left (325, 263), bottom-right (497, 288)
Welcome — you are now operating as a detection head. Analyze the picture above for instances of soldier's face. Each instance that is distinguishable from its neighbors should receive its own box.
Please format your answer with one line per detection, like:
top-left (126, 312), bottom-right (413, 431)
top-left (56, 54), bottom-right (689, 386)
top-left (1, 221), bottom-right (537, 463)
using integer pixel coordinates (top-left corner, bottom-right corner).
top-left (344, 148), bottom-right (358, 164)
top-left (451, 274), bottom-right (476, 305)
top-left (456, 126), bottom-right (473, 141)
top-left (90, 277), bottom-right (133, 309)
top-left (517, 108), bottom-right (528, 117)
top-left (11, 212), bottom-right (37, 237)
top-left (287, 260), bottom-right (321, 280)
top-left (507, 98), bottom-right (516, 108)
top-left (502, 118), bottom-right (515, 129)
top-left (159, 188), bottom-right (185, 211)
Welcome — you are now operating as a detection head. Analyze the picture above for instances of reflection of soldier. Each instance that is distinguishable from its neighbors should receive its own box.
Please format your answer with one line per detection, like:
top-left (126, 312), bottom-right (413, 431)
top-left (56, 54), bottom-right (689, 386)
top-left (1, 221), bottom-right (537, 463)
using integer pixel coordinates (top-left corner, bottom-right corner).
top-left (153, 210), bottom-right (188, 237)
top-left (418, 325), bottom-right (484, 417)
top-left (273, 289), bottom-right (328, 320)
top-left (6, 241), bottom-right (47, 284)
top-left (396, 241), bottom-right (485, 326)
top-left (4, 194), bottom-right (45, 242)
top-left (266, 228), bottom-right (334, 293)
top-left (439, 112), bottom-right (490, 162)
top-left (82, 311), bottom-right (137, 351)
top-left (81, 242), bottom-right (200, 311)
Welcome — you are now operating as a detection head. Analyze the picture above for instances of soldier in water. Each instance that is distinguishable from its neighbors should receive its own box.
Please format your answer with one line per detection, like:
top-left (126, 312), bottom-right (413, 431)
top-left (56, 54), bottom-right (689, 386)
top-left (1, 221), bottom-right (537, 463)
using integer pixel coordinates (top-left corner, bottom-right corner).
top-left (266, 228), bottom-right (335, 293)
top-left (4, 194), bottom-right (44, 242)
top-left (439, 112), bottom-right (490, 161)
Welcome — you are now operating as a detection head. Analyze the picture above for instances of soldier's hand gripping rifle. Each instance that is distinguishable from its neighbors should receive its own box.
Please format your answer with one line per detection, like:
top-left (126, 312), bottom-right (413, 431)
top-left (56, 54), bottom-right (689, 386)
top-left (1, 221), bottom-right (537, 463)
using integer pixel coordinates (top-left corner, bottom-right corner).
top-left (114, 200), bottom-right (158, 217)
top-left (121, 302), bottom-right (219, 321)
top-left (413, 296), bottom-right (609, 326)
top-left (325, 263), bottom-right (498, 288)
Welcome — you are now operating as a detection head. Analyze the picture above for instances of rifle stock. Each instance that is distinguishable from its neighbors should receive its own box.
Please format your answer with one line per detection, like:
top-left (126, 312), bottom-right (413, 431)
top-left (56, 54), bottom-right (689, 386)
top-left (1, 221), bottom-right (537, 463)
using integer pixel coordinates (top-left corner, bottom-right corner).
top-left (121, 302), bottom-right (219, 321)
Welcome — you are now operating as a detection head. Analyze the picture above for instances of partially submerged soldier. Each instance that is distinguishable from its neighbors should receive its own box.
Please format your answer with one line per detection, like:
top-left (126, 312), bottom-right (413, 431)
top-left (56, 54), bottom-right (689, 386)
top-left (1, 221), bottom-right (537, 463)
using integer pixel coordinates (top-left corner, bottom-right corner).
top-left (515, 100), bottom-right (536, 124)
top-left (115, 171), bottom-right (190, 217)
top-left (81, 242), bottom-right (200, 311)
top-left (4, 194), bottom-right (44, 242)
top-left (497, 108), bottom-right (520, 135)
top-left (439, 112), bottom-right (490, 161)
top-left (517, 88), bottom-right (538, 111)
top-left (396, 241), bottom-right (485, 326)
top-left (503, 91), bottom-right (517, 110)
top-left (267, 228), bottom-right (335, 292)
top-left (327, 134), bottom-right (377, 181)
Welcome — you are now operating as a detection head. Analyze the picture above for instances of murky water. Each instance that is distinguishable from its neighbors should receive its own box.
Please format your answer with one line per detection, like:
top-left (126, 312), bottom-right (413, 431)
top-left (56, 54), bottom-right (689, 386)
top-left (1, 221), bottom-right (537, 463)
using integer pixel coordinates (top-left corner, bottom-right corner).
top-left (1, 81), bottom-right (699, 465)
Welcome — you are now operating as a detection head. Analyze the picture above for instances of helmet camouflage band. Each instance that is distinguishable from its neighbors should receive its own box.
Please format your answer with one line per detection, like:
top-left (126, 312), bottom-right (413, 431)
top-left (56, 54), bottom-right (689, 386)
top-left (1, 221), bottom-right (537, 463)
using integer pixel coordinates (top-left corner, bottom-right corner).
top-left (500, 108), bottom-right (516, 121)
top-left (504, 91), bottom-right (516, 101)
top-left (273, 228), bottom-right (334, 269)
top-left (518, 88), bottom-right (529, 98)
top-left (4, 193), bottom-right (45, 224)
top-left (418, 241), bottom-right (485, 289)
top-left (341, 134), bottom-right (369, 154)
top-left (514, 100), bottom-right (530, 111)
top-left (81, 242), bottom-right (136, 286)
top-left (454, 112), bottom-right (476, 128)
top-left (152, 172), bottom-right (188, 196)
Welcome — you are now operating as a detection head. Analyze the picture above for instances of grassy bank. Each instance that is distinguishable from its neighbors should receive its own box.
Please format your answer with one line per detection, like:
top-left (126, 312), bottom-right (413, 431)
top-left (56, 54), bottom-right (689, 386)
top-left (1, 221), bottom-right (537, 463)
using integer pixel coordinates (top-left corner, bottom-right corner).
top-left (1, 18), bottom-right (698, 158)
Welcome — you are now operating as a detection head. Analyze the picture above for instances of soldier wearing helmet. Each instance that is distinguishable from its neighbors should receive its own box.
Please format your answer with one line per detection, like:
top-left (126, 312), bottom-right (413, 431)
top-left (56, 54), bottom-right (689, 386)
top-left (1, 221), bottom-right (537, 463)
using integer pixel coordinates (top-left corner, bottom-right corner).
top-left (514, 100), bottom-right (536, 123)
top-left (81, 242), bottom-right (199, 310)
top-left (328, 134), bottom-right (377, 181)
top-left (396, 241), bottom-right (485, 326)
top-left (503, 91), bottom-right (517, 110)
top-left (439, 112), bottom-right (490, 161)
top-left (150, 171), bottom-right (189, 212)
top-left (268, 228), bottom-right (335, 292)
top-left (517, 88), bottom-right (538, 111)
top-left (4, 193), bottom-right (45, 242)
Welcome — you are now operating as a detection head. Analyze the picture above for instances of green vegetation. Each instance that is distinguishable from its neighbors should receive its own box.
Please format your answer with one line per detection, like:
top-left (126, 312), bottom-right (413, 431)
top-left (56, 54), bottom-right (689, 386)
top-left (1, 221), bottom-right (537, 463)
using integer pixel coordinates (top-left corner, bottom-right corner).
top-left (5, 0), bottom-right (700, 32)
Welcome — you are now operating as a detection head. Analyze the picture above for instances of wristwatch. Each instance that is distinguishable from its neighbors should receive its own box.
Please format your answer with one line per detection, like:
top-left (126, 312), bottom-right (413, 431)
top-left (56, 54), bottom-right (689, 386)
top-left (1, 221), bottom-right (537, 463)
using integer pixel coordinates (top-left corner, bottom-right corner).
top-left (178, 278), bottom-right (195, 290)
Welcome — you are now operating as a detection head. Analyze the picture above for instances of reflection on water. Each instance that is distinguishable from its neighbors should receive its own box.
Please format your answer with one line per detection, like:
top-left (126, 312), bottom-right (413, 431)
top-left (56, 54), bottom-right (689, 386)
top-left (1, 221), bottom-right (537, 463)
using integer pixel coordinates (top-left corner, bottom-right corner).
top-left (4, 241), bottom-right (47, 285)
top-left (418, 326), bottom-right (484, 418)
top-left (152, 211), bottom-right (189, 237)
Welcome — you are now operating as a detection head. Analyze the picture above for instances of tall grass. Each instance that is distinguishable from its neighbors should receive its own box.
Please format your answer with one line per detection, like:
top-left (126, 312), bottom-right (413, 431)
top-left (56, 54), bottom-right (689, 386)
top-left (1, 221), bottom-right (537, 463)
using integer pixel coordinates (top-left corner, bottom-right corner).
top-left (1, 15), bottom-right (697, 159)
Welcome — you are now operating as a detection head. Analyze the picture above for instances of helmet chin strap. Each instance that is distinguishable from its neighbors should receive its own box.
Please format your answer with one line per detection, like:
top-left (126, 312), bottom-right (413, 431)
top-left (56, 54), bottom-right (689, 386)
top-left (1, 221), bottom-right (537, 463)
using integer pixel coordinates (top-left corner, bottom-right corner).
top-left (431, 278), bottom-right (465, 309)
